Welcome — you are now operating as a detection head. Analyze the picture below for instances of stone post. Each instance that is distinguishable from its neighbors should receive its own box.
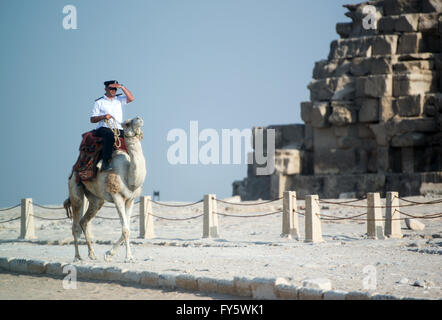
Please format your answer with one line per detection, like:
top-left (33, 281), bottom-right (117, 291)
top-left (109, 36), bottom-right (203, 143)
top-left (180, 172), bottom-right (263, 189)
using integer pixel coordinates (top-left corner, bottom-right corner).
top-left (385, 191), bottom-right (402, 239)
top-left (282, 191), bottom-right (300, 239)
top-left (367, 193), bottom-right (385, 239)
top-left (139, 196), bottom-right (155, 239)
top-left (203, 194), bottom-right (219, 238)
top-left (304, 195), bottom-right (323, 243)
top-left (20, 198), bottom-right (35, 240)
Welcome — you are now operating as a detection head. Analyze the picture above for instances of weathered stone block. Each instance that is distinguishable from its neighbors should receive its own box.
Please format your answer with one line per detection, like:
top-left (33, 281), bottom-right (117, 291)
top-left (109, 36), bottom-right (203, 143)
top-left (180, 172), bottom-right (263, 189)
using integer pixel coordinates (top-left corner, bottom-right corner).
top-left (334, 60), bottom-right (352, 77)
top-left (298, 287), bottom-right (324, 300)
top-left (359, 123), bottom-right (376, 138)
top-left (389, 117), bottom-right (438, 135)
top-left (394, 60), bottom-right (434, 72)
top-left (310, 102), bottom-right (331, 128)
top-left (308, 79), bottom-right (333, 101)
top-left (275, 284), bottom-right (299, 299)
top-left (88, 267), bottom-right (106, 281)
top-left (176, 274), bottom-right (199, 291)
top-left (422, 0), bottom-right (442, 13)
top-left (393, 71), bottom-right (436, 96)
top-left (369, 123), bottom-right (390, 146)
top-left (422, 34), bottom-right (441, 53)
top-left (391, 132), bottom-right (428, 147)
top-left (304, 124), bottom-right (314, 151)
top-left (359, 98), bottom-right (379, 123)
top-left (281, 124), bottom-right (305, 143)
top-left (197, 277), bottom-right (218, 293)
top-left (396, 95), bottom-right (424, 116)
top-left (329, 37), bottom-right (372, 60)
top-left (372, 35), bottom-right (398, 56)
top-left (383, 0), bottom-right (422, 16)
top-left (324, 290), bottom-right (347, 300)
top-left (216, 279), bottom-right (236, 296)
top-left (336, 22), bottom-right (352, 38)
top-left (9, 258), bottom-right (28, 273)
top-left (314, 147), bottom-right (361, 174)
top-left (395, 14), bottom-right (420, 32)
top-left (405, 218), bottom-right (425, 230)
top-left (27, 260), bottom-right (47, 274)
top-left (337, 136), bottom-right (363, 149)
top-left (313, 60), bottom-right (336, 79)
top-left (309, 76), bottom-right (355, 101)
top-left (301, 101), bottom-right (312, 124)
top-left (274, 149), bottom-right (302, 175)
top-left (46, 262), bottom-right (67, 276)
top-left (333, 124), bottom-right (358, 137)
top-left (122, 271), bottom-right (142, 284)
top-left (345, 291), bottom-right (373, 300)
top-left (234, 276), bottom-right (253, 297)
top-left (356, 75), bottom-right (393, 98)
top-left (350, 57), bottom-right (394, 76)
top-left (397, 33), bottom-right (424, 54)
top-left (140, 271), bottom-right (159, 287)
top-left (329, 105), bottom-right (357, 126)
top-left (332, 76), bottom-right (355, 100)
top-left (251, 278), bottom-right (277, 299)
top-left (379, 97), bottom-right (396, 122)
top-left (418, 13), bottom-right (439, 32)
top-left (378, 16), bottom-right (399, 33)
top-left (158, 273), bottom-right (177, 289)
top-left (104, 267), bottom-right (127, 282)
top-left (377, 146), bottom-right (390, 172)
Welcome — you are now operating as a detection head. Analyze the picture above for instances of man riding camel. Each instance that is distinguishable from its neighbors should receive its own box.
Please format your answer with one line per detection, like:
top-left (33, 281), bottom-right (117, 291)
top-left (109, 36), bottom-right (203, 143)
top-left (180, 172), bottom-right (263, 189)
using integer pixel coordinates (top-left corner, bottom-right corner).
top-left (90, 80), bottom-right (135, 171)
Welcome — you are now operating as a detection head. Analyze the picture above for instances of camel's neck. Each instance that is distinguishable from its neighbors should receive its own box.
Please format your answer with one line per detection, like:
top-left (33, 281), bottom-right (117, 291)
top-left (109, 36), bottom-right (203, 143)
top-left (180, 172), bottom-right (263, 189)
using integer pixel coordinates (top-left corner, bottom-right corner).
top-left (124, 136), bottom-right (146, 190)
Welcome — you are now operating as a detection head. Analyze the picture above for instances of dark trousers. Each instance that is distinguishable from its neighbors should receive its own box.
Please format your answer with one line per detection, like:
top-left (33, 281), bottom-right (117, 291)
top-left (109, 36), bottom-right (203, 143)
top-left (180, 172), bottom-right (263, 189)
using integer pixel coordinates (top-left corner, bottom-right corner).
top-left (95, 127), bottom-right (124, 163)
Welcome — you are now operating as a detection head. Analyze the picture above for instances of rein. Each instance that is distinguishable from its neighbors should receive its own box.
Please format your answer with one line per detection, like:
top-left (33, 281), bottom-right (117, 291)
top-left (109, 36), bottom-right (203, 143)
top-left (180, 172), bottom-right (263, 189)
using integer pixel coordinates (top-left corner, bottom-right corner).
top-left (104, 118), bottom-right (122, 149)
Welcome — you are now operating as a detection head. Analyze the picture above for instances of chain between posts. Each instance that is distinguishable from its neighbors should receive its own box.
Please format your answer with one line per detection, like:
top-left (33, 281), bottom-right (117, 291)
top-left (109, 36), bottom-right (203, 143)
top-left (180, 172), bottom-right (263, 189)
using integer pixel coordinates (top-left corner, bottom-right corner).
top-left (151, 199), bottom-right (204, 207)
top-left (149, 213), bottom-right (204, 221)
top-left (0, 216), bottom-right (21, 224)
top-left (214, 211), bottom-right (282, 218)
top-left (0, 204), bottom-right (21, 212)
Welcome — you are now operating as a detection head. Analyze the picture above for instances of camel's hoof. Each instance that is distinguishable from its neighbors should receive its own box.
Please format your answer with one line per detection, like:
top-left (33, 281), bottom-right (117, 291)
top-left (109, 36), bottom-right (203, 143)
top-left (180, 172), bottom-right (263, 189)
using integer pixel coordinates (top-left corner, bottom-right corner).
top-left (104, 251), bottom-right (113, 262)
top-left (124, 257), bottom-right (135, 263)
top-left (89, 253), bottom-right (98, 260)
top-left (73, 256), bottom-right (82, 262)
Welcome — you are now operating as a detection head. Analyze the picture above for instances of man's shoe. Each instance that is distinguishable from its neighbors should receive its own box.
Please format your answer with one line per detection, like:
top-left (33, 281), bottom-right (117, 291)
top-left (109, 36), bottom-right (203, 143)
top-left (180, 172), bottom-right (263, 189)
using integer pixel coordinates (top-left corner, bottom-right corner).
top-left (101, 161), bottom-right (112, 171)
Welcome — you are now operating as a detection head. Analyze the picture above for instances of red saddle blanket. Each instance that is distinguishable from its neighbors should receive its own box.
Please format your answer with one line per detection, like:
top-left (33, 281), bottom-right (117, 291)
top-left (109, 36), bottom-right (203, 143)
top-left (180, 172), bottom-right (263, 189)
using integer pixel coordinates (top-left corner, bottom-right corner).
top-left (72, 130), bottom-right (128, 184)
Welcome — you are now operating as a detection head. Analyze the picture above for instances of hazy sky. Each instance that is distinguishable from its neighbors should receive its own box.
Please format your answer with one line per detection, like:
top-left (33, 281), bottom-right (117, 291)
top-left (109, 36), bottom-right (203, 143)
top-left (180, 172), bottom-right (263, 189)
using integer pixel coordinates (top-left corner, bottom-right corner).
top-left (0, 0), bottom-right (351, 206)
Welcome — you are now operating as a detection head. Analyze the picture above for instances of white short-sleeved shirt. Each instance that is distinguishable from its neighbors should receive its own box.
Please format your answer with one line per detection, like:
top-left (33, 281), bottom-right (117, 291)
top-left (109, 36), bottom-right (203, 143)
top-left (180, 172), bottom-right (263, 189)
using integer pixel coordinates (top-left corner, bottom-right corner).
top-left (91, 95), bottom-right (128, 130)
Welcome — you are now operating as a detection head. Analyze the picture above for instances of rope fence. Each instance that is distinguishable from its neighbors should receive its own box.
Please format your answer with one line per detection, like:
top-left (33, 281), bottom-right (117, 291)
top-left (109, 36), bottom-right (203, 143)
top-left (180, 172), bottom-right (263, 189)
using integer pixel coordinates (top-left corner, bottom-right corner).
top-left (0, 191), bottom-right (441, 242)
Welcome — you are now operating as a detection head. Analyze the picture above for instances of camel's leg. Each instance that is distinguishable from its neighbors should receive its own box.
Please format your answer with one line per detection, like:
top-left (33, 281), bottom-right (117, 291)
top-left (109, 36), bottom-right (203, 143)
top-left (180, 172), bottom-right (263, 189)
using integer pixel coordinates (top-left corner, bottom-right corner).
top-left (123, 198), bottom-right (135, 262)
top-left (80, 192), bottom-right (104, 260)
top-left (104, 194), bottom-right (128, 262)
top-left (68, 176), bottom-right (85, 262)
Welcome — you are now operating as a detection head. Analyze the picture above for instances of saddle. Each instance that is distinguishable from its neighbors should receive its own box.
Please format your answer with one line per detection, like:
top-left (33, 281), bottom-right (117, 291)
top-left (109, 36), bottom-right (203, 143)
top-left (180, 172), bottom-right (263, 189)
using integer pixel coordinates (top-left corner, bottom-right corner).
top-left (72, 130), bottom-right (128, 184)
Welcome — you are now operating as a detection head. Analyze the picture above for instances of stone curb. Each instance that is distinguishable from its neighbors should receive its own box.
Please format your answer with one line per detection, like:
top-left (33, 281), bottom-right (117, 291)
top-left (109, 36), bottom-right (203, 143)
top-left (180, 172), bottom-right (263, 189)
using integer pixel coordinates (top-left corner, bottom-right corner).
top-left (0, 256), bottom-right (433, 300)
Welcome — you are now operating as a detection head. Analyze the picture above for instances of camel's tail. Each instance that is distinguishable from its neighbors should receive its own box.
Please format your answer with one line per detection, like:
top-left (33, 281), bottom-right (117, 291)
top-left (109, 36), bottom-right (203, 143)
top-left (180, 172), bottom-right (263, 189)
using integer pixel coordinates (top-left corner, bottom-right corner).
top-left (63, 198), bottom-right (73, 219)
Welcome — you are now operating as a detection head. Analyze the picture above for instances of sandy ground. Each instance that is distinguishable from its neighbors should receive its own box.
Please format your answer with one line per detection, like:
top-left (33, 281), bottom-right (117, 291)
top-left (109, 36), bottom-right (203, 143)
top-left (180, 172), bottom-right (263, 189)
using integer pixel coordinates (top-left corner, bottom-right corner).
top-left (0, 270), bottom-right (242, 300)
top-left (0, 195), bottom-right (441, 299)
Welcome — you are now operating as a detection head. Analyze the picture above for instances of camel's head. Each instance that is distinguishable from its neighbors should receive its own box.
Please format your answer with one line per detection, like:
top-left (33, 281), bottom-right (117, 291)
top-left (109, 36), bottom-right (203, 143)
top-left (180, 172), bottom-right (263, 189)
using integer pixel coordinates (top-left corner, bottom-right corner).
top-left (122, 117), bottom-right (144, 140)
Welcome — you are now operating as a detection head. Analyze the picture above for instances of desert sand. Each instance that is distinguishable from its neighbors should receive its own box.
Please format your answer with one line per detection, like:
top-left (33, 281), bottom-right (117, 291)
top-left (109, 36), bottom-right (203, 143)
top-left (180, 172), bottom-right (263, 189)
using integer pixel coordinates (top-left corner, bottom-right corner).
top-left (0, 194), bottom-right (441, 299)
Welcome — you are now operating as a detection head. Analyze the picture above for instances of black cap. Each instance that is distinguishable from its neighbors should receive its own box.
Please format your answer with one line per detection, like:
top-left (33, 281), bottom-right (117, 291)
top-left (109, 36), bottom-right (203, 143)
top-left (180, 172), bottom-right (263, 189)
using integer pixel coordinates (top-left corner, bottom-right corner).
top-left (104, 80), bottom-right (118, 87)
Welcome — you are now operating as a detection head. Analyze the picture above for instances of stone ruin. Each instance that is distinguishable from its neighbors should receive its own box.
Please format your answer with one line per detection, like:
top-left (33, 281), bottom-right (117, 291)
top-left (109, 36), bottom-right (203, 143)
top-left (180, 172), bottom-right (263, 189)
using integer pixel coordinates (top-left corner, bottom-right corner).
top-left (233, 0), bottom-right (442, 200)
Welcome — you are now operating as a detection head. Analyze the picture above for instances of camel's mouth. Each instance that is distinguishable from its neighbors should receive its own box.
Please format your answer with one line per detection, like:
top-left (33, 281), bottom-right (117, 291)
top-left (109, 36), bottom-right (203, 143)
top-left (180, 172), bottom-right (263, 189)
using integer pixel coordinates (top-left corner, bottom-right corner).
top-left (132, 117), bottom-right (144, 129)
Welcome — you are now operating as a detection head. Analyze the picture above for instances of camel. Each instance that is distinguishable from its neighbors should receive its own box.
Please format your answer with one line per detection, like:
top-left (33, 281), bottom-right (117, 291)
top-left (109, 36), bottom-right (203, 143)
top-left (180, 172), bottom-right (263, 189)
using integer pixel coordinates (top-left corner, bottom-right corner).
top-left (64, 116), bottom-right (146, 263)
